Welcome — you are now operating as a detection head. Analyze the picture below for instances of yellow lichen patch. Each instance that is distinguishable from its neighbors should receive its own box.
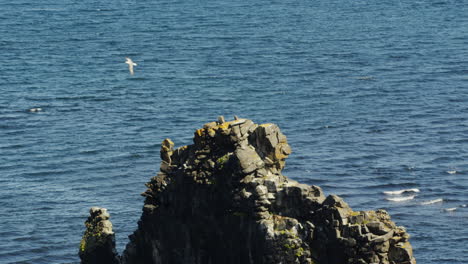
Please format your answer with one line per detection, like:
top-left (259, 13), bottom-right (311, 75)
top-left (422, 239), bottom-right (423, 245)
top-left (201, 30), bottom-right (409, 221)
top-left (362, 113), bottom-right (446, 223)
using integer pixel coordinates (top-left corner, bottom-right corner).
top-left (207, 128), bottom-right (216, 137)
top-left (217, 121), bottom-right (232, 130)
top-left (195, 128), bottom-right (205, 137)
top-left (162, 138), bottom-right (174, 147)
top-left (177, 145), bottom-right (188, 151)
top-left (80, 239), bottom-right (86, 252)
top-left (216, 153), bottom-right (230, 165)
top-left (349, 211), bottom-right (361, 217)
top-left (295, 247), bottom-right (304, 257)
top-left (203, 121), bottom-right (217, 129)
top-left (274, 146), bottom-right (289, 161)
top-left (196, 121), bottom-right (235, 137)
top-left (260, 123), bottom-right (274, 128)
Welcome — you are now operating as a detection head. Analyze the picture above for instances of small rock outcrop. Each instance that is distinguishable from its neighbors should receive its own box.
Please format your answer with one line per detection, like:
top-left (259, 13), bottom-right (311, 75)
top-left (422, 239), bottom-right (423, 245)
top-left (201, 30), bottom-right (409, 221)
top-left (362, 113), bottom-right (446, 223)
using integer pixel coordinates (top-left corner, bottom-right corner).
top-left (79, 117), bottom-right (416, 264)
top-left (79, 207), bottom-right (119, 264)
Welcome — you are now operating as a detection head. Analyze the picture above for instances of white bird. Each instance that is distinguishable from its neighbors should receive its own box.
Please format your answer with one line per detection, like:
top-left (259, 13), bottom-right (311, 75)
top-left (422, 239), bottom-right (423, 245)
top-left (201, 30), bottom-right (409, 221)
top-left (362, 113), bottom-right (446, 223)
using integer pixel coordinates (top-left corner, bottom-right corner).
top-left (125, 57), bottom-right (137, 75)
top-left (29, 107), bottom-right (42, 112)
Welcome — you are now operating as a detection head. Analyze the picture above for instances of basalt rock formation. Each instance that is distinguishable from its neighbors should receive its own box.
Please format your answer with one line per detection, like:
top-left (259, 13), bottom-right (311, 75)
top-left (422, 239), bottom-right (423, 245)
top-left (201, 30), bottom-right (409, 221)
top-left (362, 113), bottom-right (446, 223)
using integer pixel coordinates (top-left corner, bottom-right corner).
top-left (79, 207), bottom-right (119, 264)
top-left (79, 117), bottom-right (416, 264)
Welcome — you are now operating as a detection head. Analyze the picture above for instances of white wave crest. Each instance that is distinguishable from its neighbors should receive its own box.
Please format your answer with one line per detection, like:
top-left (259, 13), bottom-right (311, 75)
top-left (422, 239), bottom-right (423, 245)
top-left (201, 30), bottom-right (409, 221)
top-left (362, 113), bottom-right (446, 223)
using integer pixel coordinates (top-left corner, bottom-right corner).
top-left (383, 188), bottom-right (420, 195)
top-left (386, 196), bottom-right (415, 202)
top-left (421, 198), bottom-right (443, 205)
top-left (443, 208), bottom-right (457, 212)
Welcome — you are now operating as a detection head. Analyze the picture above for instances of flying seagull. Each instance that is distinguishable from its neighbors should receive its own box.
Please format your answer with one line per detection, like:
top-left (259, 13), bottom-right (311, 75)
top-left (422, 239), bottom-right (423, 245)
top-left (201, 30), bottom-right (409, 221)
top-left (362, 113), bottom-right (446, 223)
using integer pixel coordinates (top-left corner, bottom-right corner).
top-left (125, 57), bottom-right (137, 75)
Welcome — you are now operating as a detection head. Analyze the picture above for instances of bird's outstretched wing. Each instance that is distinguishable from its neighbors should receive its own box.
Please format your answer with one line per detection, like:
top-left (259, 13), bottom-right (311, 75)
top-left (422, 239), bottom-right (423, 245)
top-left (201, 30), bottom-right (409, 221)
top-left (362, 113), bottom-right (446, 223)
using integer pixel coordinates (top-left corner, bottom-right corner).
top-left (125, 57), bottom-right (136, 74)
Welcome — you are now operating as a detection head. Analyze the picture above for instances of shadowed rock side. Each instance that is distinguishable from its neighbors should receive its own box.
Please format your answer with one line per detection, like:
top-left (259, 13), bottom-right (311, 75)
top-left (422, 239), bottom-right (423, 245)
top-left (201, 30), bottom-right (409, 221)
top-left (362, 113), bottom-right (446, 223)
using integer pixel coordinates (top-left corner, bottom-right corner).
top-left (79, 117), bottom-right (416, 264)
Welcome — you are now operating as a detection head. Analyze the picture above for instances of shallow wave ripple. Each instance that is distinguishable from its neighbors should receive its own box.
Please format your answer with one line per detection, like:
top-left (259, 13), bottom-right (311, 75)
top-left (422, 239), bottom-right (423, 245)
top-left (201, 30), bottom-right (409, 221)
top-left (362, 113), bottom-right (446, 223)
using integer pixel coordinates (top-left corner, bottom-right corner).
top-left (1, 0), bottom-right (468, 263)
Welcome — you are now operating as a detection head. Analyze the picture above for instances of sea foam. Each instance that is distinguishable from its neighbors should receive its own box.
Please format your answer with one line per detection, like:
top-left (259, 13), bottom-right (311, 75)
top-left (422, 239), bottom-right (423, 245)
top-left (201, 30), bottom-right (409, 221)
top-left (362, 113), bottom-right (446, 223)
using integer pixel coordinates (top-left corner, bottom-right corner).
top-left (386, 196), bottom-right (415, 202)
top-left (383, 188), bottom-right (420, 195)
top-left (421, 198), bottom-right (444, 205)
top-left (443, 208), bottom-right (457, 212)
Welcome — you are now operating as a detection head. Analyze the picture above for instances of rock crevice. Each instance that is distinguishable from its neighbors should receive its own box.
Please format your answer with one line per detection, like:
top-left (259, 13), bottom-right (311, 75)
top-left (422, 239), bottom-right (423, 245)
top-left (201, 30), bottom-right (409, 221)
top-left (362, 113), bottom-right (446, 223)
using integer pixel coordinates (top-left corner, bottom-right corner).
top-left (79, 117), bottom-right (416, 264)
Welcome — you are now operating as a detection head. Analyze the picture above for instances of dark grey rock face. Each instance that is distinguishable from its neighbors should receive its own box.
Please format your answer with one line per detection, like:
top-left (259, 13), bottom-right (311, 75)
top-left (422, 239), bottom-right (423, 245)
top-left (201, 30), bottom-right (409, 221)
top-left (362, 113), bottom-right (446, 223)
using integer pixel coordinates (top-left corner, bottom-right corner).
top-left (79, 207), bottom-right (119, 264)
top-left (79, 117), bottom-right (416, 264)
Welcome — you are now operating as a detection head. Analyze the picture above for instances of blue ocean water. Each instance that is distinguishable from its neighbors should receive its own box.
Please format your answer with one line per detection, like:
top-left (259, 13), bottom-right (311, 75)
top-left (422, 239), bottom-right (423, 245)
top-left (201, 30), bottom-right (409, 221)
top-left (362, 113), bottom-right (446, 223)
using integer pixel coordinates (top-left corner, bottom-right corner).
top-left (1, 0), bottom-right (467, 263)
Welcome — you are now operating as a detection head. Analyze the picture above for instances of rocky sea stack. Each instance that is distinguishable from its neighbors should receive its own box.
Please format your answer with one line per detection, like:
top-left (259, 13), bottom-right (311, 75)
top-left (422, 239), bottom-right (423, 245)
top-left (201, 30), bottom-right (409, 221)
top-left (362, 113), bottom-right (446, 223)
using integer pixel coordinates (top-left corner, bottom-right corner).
top-left (79, 117), bottom-right (416, 264)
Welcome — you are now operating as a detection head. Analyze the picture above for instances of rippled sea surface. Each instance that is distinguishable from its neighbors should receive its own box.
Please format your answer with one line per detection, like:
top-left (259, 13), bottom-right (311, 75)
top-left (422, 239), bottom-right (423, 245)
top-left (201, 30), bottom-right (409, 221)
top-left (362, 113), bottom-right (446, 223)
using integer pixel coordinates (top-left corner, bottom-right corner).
top-left (1, 0), bottom-right (467, 263)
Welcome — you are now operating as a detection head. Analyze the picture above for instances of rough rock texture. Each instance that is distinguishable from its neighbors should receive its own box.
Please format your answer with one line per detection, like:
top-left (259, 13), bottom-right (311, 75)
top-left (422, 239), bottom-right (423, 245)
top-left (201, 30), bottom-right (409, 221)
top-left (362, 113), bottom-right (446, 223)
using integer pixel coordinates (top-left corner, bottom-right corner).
top-left (79, 207), bottom-right (119, 264)
top-left (79, 117), bottom-right (416, 264)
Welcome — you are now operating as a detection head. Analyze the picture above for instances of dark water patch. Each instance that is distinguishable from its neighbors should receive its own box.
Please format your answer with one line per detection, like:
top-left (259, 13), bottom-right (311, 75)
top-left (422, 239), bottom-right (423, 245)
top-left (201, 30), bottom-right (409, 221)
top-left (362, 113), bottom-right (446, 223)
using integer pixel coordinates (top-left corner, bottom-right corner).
top-left (54, 95), bottom-right (112, 102)
top-left (78, 149), bottom-right (103, 155)
top-left (0, 142), bottom-right (29, 150)
top-left (19, 169), bottom-right (77, 179)
top-left (432, 257), bottom-right (464, 264)
top-left (369, 182), bottom-right (420, 189)
top-left (128, 77), bottom-right (152, 81)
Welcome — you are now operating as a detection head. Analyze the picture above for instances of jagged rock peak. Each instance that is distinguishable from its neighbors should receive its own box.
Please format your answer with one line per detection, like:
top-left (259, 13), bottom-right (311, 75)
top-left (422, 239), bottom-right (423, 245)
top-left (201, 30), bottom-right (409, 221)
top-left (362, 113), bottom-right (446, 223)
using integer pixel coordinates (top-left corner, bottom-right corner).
top-left (79, 207), bottom-right (119, 264)
top-left (79, 117), bottom-right (416, 264)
